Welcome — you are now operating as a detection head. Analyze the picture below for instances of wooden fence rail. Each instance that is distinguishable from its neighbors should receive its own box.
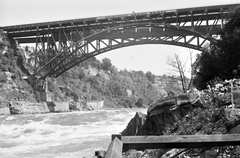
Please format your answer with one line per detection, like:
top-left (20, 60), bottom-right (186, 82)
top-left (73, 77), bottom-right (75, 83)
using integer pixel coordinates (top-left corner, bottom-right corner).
top-left (105, 134), bottom-right (240, 158)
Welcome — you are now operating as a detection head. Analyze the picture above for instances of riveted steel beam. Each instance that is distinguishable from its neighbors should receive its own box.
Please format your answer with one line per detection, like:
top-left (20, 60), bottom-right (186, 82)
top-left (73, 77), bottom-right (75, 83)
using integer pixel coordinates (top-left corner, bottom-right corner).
top-left (33, 22), bottom-right (214, 77)
top-left (1, 4), bottom-right (237, 78)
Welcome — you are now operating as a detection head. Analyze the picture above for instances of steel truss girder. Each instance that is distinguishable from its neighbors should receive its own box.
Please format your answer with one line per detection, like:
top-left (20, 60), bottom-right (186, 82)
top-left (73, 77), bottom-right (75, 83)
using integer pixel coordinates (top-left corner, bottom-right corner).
top-left (35, 23), bottom-right (213, 78)
top-left (3, 4), bottom-right (236, 78)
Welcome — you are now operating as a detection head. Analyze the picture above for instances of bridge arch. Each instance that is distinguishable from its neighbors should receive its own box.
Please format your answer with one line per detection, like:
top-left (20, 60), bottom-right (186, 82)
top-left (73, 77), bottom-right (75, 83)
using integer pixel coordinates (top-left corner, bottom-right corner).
top-left (36, 23), bottom-right (213, 78)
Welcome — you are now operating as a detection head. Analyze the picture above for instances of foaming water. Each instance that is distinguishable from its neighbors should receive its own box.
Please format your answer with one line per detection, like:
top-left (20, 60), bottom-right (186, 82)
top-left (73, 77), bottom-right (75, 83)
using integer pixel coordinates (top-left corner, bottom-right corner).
top-left (0, 108), bottom-right (147, 158)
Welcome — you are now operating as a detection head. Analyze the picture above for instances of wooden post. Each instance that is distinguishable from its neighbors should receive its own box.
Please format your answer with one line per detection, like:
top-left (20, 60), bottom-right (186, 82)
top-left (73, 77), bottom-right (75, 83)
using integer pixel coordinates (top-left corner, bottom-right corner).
top-left (105, 137), bottom-right (123, 158)
top-left (112, 134), bottom-right (121, 141)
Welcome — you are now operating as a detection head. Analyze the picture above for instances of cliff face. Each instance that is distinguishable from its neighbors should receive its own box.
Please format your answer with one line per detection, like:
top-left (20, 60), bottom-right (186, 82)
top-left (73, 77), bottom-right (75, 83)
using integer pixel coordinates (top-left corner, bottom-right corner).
top-left (0, 29), bottom-right (37, 103)
top-left (0, 71), bottom-right (36, 101)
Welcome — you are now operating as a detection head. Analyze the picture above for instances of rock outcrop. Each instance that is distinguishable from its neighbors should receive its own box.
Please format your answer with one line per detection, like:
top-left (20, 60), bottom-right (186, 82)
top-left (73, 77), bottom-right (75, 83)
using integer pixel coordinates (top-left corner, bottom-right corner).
top-left (121, 112), bottom-right (147, 136)
top-left (122, 91), bottom-right (240, 157)
top-left (122, 92), bottom-right (240, 136)
top-left (122, 93), bottom-right (202, 136)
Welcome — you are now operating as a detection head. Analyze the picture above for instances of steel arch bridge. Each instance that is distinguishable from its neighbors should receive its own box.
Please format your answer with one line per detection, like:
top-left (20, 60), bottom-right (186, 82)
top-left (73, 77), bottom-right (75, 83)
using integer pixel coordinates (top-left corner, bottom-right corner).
top-left (1, 3), bottom-right (238, 78)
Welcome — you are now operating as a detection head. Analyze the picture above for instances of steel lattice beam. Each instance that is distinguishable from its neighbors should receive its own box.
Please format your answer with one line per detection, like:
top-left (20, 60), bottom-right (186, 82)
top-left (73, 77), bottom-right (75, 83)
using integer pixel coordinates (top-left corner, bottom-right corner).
top-left (1, 3), bottom-right (238, 78)
top-left (34, 23), bottom-right (213, 77)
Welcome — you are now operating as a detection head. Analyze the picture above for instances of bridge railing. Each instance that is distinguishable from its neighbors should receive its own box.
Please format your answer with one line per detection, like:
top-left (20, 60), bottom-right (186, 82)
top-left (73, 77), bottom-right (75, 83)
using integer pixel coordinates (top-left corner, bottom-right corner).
top-left (105, 134), bottom-right (240, 158)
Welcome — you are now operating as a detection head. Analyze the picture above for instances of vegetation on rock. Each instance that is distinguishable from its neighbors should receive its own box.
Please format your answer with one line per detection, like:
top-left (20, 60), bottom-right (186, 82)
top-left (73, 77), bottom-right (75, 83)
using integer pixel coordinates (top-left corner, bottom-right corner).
top-left (193, 5), bottom-right (240, 90)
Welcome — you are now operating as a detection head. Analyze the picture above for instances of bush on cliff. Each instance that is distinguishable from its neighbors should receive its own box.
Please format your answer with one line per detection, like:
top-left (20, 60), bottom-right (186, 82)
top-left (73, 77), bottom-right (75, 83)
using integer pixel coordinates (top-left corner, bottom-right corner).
top-left (193, 5), bottom-right (240, 90)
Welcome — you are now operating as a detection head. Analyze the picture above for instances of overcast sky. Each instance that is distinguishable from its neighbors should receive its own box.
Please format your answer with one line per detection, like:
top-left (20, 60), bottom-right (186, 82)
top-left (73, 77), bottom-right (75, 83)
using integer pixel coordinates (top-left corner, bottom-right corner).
top-left (0, 0), bottom-right (239, 76)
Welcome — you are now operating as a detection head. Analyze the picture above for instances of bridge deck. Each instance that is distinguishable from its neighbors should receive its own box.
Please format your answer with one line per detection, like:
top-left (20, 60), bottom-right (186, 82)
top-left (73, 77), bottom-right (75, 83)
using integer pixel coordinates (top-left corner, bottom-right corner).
top-left (1, 3), bottom-right (237, 37)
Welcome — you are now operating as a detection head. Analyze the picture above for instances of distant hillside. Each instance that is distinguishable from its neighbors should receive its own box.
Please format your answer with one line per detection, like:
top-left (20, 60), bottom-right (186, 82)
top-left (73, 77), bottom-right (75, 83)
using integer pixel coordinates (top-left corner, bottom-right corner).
top-left (46, 57), bottom-right (164, 108)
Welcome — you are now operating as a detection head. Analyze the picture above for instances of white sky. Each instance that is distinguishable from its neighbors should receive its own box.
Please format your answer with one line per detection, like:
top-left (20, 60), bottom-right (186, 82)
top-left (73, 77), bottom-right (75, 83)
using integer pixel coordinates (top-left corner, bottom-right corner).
top-left (0, 0), bottom-right (239, 76)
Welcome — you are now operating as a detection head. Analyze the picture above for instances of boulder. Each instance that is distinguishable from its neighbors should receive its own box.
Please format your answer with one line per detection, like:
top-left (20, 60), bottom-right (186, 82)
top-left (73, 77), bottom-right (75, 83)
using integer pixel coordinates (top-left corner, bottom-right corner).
top-left (148, 96), bottom-right (175, 114)
top-left (122, 93), bottom-right (203, 136)
top-left (148, 98), bottom-right (176, 117)
top-left (95, 150), bottom-right (106, 158)
top-left (121, 112), bottom-right (147, 136)
top-left (148, 93), bottom-right (202, 117)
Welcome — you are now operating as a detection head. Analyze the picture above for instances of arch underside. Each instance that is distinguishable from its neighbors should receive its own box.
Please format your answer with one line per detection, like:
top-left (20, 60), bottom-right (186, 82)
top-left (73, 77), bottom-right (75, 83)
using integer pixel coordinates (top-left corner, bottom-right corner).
top-left (35, 24), bottom-right (213, 78)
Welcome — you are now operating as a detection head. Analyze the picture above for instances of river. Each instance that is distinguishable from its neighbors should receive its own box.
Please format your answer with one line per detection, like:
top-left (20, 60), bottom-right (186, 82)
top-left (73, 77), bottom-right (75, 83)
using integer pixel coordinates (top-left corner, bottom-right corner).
top-left (0, 108), bottom-right (147, 158)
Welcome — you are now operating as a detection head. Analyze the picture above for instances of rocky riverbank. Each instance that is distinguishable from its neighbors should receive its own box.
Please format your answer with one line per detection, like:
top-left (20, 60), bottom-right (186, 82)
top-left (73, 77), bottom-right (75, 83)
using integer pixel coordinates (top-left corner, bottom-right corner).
top-left (0, 100), bottom-right (104, 115)
top-left (120, 79), bottom-right (240, 157)
top-left (121, 92), bottom-right (203, 136)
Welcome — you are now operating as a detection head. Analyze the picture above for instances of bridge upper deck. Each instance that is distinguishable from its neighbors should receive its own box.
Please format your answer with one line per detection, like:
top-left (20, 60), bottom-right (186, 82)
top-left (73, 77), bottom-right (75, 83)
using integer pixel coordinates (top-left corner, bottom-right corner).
top-left (1, 3), bottom-right (237, 38)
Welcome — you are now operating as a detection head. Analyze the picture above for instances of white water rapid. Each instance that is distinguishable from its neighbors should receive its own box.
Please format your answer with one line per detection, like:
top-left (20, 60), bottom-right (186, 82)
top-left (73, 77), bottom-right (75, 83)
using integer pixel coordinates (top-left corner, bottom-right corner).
top-left (0, 108), bottom-right (147, 158)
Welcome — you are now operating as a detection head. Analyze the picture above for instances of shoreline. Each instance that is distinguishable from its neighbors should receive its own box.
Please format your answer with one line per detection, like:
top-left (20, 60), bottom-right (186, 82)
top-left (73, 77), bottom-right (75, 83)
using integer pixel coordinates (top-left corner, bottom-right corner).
top-left (0, 100), bottom-right (147, 115)
top-left (0, 100), bottom-right (105, 115)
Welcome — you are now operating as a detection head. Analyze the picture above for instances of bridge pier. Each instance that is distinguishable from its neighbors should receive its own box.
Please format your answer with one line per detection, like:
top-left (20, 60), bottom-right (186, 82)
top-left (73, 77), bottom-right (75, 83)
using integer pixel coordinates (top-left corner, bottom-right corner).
top-left (28, 75), bottom-right (52, 102)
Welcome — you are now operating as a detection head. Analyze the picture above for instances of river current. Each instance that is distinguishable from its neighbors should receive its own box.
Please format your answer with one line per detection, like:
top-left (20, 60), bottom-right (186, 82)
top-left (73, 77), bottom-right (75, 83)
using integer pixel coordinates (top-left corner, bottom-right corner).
top-left (0, 108), bottom-right (146, 158)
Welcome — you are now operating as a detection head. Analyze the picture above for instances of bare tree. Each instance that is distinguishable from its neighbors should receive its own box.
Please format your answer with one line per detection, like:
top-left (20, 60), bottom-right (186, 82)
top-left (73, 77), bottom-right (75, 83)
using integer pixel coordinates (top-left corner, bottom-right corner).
top-left (187, 49), bottom-right (194, 91)
top-left (167, 53), bottom-right (188, 93)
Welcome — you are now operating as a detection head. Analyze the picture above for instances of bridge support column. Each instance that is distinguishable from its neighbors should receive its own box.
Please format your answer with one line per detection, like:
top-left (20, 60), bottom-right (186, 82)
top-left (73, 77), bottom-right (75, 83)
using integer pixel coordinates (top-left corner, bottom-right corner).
top-left (45, 77), bottom-right (52, 102)
top-left (28, 75), bottom-right (52, 102)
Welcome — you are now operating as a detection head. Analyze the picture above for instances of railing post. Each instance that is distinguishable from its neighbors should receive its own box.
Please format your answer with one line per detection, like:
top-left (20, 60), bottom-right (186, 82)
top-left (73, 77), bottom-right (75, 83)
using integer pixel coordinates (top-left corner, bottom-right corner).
top-left (105, 136), bottom-right (123, 158)
top-left (112, 134), bottom-right (121, 141)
